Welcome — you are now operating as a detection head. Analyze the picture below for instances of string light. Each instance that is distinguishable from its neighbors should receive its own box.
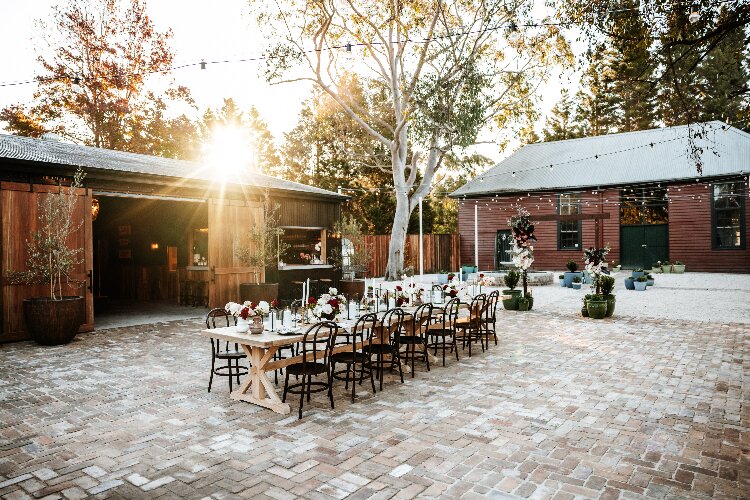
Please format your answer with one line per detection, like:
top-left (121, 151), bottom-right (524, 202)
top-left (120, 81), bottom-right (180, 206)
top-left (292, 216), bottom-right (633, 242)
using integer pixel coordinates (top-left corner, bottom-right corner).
top-left (689, 4), bottom-right (701, 23)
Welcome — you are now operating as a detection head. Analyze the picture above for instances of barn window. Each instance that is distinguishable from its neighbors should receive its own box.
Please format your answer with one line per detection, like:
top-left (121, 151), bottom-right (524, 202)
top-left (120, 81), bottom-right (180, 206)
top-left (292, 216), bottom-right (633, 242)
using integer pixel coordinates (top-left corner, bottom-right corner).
top-left (558, 193), bottom-right (581, 250)
top-left (712, 182), bottom-right (745, 249)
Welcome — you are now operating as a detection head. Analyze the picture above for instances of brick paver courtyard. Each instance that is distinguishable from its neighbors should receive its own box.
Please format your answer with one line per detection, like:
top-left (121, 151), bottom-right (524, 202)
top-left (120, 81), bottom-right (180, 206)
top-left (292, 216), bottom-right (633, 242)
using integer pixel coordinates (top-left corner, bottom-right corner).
top-left (0, 303), bottom-right (747, 499)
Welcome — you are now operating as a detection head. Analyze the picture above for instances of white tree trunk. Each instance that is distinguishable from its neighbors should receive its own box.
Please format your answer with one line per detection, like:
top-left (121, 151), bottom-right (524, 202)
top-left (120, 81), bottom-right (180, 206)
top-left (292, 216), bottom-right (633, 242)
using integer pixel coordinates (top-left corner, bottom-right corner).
top-left (385, 190), bottom-right (410, 280)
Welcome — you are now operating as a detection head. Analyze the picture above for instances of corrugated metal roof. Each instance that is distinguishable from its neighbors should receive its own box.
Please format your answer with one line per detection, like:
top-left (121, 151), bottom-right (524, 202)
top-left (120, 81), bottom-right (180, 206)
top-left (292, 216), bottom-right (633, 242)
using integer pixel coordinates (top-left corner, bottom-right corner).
top-left (451, 121), bottom-right (750, 197)
top-left (0, 133), bottom-right (346, 200)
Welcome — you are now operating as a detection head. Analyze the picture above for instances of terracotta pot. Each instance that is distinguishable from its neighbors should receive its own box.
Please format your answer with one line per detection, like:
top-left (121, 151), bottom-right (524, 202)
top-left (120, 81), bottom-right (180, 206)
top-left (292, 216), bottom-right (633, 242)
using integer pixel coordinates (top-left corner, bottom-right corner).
top-left (240, 283), bottom-right (279, 303)
top-left (23, 296), bottom-right (84, 346)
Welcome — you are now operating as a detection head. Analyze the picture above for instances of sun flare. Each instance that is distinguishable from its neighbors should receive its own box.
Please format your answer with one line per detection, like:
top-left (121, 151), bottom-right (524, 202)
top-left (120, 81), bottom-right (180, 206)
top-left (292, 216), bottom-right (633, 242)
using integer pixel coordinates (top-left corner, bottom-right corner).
top-left (202, 126), bottom-right (252, 180)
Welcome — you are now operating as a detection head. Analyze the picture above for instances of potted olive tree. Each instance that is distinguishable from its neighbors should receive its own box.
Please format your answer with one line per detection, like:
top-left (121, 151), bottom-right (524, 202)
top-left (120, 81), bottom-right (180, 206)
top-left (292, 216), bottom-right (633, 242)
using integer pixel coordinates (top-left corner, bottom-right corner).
top-left (17, 169), bottom-right (86, 345)
top-left (331, 215), bottom-right (372, 299)
top-left (235, 193), bottom-right (288, 303)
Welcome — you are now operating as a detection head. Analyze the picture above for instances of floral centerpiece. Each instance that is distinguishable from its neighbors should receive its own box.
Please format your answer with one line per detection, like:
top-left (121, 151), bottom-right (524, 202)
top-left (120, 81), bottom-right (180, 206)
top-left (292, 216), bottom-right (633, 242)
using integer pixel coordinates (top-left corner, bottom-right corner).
top-left (442, 281), bottom-right (465, 299)
top-left (308, 287), bottom-right (347, 320)
top-left (225, 300), bottom-right (271, 333)
top-left (507, 206), bottom-right (536, 299)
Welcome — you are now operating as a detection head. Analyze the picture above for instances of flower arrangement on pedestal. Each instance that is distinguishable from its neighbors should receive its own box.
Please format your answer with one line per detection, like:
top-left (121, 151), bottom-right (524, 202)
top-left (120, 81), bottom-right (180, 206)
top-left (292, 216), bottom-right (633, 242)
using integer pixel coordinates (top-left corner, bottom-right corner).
top-left (507, 206), bottom-right (536, 301)
top-left (308, 287), bottom-right (347, 320)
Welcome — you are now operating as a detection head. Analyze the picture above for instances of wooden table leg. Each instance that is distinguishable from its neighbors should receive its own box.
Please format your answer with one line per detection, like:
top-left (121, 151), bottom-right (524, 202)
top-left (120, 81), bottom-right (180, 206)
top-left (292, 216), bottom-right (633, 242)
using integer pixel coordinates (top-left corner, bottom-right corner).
top-left (230, 344), bottom-right (291, 415)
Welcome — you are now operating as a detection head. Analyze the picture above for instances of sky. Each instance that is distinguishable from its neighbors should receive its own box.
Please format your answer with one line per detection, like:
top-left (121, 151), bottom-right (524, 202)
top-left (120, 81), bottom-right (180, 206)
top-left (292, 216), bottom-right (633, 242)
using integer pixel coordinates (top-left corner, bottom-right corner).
top-left (0, 0), bottom-right (578, 164)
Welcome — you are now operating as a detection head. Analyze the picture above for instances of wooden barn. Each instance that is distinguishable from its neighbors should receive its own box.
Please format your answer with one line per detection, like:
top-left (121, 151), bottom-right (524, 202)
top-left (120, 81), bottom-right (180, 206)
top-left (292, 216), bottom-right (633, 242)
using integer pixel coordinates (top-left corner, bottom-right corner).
top-left (451, 122), bottom-right (750, 273)
top-left (0, 134), bottom-right (346, 342)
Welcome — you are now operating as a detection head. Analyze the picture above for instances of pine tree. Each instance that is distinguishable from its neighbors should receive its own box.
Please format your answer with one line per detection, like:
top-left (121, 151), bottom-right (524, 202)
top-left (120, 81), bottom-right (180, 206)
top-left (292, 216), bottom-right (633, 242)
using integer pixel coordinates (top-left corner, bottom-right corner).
top-left (543, 89), bottom-right (580, 141)
top-left (694, 6), bottom-right (750, 126)
top-left (575, 45), bottom-right (619, 137)
top-left (606, 0), bottom-right (657, 131)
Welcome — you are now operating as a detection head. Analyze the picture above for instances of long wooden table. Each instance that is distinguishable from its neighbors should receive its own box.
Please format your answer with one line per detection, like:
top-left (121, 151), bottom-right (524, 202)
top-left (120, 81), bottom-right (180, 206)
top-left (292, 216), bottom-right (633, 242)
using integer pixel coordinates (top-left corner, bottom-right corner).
top-left (201, 303), bottom-right (474, 414)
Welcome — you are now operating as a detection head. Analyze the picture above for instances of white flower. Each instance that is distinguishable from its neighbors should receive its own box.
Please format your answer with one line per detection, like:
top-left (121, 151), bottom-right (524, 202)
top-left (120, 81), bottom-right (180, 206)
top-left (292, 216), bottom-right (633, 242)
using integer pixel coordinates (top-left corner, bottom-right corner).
top-left (322, 303), bottom-right (333, 315)
top-left (328, 287), bottom-right (338, 296)
top-left (256, 301), bottom-right (270, 314)
top-left (225, 302), bottom-right (241, 316)
top-left (314, 242), bottom-right (321, 251)
top-left (313, 305), bottom-right (322, 317)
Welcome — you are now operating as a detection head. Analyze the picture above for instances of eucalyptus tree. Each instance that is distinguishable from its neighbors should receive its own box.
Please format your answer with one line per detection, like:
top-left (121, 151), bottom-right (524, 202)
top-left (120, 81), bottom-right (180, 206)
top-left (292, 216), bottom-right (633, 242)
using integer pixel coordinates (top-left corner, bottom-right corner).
top-left (254, 0), bottom-right (569, 279)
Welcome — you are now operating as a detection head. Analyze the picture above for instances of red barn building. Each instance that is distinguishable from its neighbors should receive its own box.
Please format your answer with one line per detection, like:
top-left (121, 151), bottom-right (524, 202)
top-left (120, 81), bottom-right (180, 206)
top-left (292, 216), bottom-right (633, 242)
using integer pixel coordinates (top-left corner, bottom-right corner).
top-left (452, 122), bottom-right (750, 272)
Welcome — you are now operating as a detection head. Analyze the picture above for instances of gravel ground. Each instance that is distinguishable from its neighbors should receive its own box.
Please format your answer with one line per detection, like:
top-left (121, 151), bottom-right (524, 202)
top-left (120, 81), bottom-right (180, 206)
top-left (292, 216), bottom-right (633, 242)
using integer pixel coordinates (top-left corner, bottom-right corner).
top-left (528, 271), bottom-right (750, 324)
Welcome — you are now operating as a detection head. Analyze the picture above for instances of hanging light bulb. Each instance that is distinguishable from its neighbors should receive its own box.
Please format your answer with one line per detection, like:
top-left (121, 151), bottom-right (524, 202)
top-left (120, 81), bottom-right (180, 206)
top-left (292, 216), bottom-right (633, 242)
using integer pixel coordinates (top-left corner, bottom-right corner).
top-left (688, 4), bottom-right (700, 24)
top-left (199, 60), bottom-right (207, 70)
top-left (507, 21), bottom-right (522, 45)
top-left (512, 171), bottom-right (516, 177)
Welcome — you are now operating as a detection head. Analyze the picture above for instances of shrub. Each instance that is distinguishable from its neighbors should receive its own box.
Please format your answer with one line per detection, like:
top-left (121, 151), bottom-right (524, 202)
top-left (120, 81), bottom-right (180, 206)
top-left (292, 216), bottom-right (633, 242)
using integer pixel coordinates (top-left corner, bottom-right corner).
top-left (634, 268), bottom-right (644, 273)
top-left (599, 275), bottom-right (616, 296)
top-left (566, 260), bottom-right (578, 272)
top-left (674, 260), bottom-right (684, 265)
top-left (572, 276), bottom-right (582, 283)
top-left (589, 294), bottom-right (605, 301)
top-left (559, 274), bottom-right (564, 279)
top-left (504, 269), bottom-right (520, 290)
top-left (636, 276), bottom-right (647, 282)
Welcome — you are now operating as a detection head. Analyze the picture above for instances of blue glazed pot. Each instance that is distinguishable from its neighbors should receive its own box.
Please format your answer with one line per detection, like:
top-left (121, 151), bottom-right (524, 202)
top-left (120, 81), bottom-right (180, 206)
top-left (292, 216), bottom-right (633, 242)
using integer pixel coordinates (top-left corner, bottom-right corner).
top-left (646, 279), bottom-right (655, 286)
top-left (564, 271), bottom-right (583, 288)
top-left (632, 270), bottom-right (645, 279)
top-left (634, 280), bottom-right (647, 291)
top-left (624, 277), bottom-right (635, 290)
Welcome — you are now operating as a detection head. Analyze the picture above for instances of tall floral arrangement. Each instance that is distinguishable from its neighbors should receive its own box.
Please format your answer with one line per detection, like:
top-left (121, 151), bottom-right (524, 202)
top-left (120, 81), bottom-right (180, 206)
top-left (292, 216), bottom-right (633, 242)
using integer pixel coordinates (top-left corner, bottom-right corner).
top-left (583, 246), bottom-right (610, 295)
top-left (308, 287), bottom-right (347, 320)
top-left (507, 206), bottom-right (536, 297)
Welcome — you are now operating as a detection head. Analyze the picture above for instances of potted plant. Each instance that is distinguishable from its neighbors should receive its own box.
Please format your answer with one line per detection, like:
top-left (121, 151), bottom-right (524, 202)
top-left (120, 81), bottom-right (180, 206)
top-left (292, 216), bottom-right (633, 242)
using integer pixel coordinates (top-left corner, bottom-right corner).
top-left (563, 260), bottom-right (582, 288)
top-left (15, 169), bottom-right (86, 345)
top-left (572, 276), bottom-right (582, 290)
top-left (632, 268), bottom-right (645, 279)
top-left (581, 294), bottom-right (591, 317)
top-left (634, 276), bottom-right (648, 291)
top-left (599, 275), bottom-right (616, 317)
top-left (586, 294), bottom-right (608, 319)
top-left (612, 262), bottom-right (621, 272)
top-left (651, 262), bottom-right (662, 274)
top-left (235, 192), bottom-right (289, 304)
top-left (502, 269), bottom-right (521, 310)
top-left (437, 270), bottom-right (449, 285)
top-left (559, 274), bottom-right (565, 287)
top-left (646, 274), bottom-right (655, 286)
top-left (661, 260), bottom-right (672, 273)
top-left (624, 277), bottom-right (635, 290)
top-left (331, 215), bottom-right (372, 299)
top-left (673, 260), bottom-right (686, 274)
top-left (517, 296), bottom-right (530, 311)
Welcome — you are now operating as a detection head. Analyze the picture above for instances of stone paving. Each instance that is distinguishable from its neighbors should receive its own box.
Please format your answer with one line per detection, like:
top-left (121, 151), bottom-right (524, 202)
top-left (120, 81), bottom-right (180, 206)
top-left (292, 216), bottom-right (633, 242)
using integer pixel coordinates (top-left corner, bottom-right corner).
top-left (0, 302), bottom-right (748, 499)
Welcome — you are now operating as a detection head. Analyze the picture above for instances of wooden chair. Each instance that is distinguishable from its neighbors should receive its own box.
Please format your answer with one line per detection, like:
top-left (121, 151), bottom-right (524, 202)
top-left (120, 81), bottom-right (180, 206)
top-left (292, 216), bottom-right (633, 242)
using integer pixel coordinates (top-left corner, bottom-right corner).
top-left (362, 308), bottom-right (405, 391)
top-left (282, 321), bottom-right (337, 419)
top-left (398, 303), bottom-right (433, 377)
top-left (455, 294), bottom-right (488, 357)
top-left (425, 298), bottom-right (460, 366)
top-left (206, 308), bottom-right (248, 393)
top-left (330, 312), bottom-right (378, 401)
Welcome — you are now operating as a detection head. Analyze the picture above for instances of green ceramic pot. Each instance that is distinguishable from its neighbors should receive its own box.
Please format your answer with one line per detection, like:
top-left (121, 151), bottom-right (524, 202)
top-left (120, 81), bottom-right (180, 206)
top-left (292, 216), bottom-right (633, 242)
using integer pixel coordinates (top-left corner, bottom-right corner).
top-left (517, 298), bottom-right (530, 311)
top-left (605, 295), bottom-right (616, 317)
top-left (586, 299), bottom-right (608, 319)
top-left (581, 304), bottom-right (589, 317)
top-left (502, 289), bottom-right (521, 310)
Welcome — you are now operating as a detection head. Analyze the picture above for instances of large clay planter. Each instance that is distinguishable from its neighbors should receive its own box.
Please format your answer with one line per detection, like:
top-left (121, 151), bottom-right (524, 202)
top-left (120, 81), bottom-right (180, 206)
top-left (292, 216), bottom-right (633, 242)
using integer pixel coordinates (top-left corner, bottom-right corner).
top-left (661, 265), bottom-right (672, 273)
top-left (634, 281), bottom-right (648, 291)
top-left (586, 299), bottom-right (608, 319)
top-left (605, 295), bottom-right (616, 317)
top-left (240, 283), bottom-right (279, 303)
top-left (339, 279), bottom-right (365, 300)
top-left (502, 289), bottom-right (521, 310)
top-left (631, 270), bottom-right (645, 279)
top-left (23, 296), bottom-right (84, 346)
top-left (624, 277), bottom-right (635, 290)
top-left (672, 264), bottom-right (686, 274)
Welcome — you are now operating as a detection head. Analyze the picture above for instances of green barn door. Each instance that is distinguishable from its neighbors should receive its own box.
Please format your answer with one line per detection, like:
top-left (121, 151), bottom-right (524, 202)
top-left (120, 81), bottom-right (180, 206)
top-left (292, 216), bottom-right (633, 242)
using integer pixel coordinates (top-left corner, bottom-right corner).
top-left (620, 226), bottom-right (669, 269)
top-left (620, 188), bottom-right (669, 269)
top-left (495, 230), bottom-right (512, 270)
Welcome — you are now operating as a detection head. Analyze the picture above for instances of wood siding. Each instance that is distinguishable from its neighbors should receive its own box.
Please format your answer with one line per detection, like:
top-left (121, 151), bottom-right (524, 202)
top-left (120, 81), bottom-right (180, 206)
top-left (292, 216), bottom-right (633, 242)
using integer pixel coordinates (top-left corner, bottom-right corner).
top-left (668, 181), bottom-right (750, 272)
top-left (457, 181), bottom-right (749, 273)
top-left (277, 197), bottom-right (340, 229)
top-left (363, 234), bottom-right (460, 277)
top-left (1, 182), bottom-right (94, 342)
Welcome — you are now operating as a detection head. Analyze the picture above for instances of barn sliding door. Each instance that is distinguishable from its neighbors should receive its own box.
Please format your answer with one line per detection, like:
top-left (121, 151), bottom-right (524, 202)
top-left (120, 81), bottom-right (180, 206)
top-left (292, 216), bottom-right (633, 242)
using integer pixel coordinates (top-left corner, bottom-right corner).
top-left (207, 197), bottom-right (263, 308)
top-left (1, 182), bottom-right (94, 342)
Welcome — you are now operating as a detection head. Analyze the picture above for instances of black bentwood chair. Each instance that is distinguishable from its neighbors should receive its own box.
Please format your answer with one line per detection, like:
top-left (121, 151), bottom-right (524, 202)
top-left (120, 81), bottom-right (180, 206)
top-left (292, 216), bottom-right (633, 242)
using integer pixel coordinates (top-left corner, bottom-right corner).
top-left (206, 308), bottom-right (248, 393)
top-left (330, 312), bottom-right (378, 402)
top-left (482, 290), bottom-right (500, 345)
top-left (398, 302), bottom-right (433, 377)
top-left (362, 308), bottom-right (406, 391)
top-left (283, 321), bottom-right (337, 419)
top-left (425, 297), bottom-right (461, 366)
top-left (455, 294), bottom-right (488, 357)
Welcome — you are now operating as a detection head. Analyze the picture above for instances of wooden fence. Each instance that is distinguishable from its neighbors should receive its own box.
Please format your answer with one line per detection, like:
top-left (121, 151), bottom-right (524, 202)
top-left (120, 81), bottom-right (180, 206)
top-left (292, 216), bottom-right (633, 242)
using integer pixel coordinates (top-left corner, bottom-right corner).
top-left (363, 234), bottom-right (460, 277)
